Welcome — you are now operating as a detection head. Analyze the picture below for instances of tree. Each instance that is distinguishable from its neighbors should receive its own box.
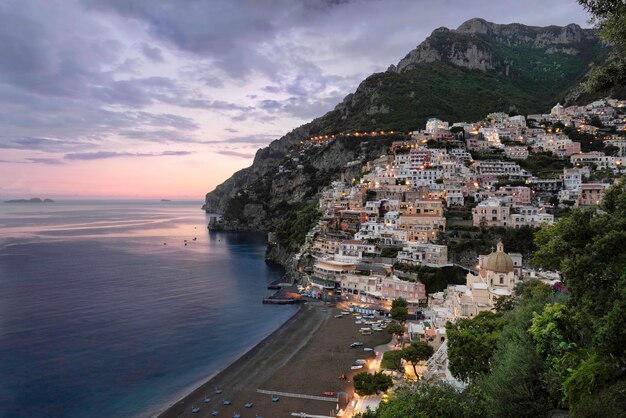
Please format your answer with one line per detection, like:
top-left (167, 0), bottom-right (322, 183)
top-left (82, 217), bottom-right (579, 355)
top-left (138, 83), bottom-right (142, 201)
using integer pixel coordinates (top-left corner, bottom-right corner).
top-left (401, 341), bottom-right (434, 379)
top-left (353, 372), bottom-right (393, 396)
top-left (380, 350), bottom-right (404, 372)
top-left (371, 382), bottom-right (487, 418)
top-left (494, 295), bottom-right (515, 313)
top-left (604, 144), bottom-right (620, 156)
top-left (385, 322), bottom-right (405, 346)
top-left (446, 311), bottom-right (507, 382)
top-left (479, 283), bottom-right (557, 417)
top-left (390, 305), bottom-right (408, 322)
top-left (391, 297), bottom-right (408, 309)
top-left (530, 182), bottom-right (626, 413)
top-left (579, 1), bottom-right (626, 91)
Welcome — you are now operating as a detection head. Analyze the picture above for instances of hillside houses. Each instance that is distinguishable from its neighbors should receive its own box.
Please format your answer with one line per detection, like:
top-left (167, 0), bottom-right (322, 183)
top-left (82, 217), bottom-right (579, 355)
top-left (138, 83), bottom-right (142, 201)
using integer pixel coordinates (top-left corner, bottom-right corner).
top-left (296, 98), bottom-right (624, 318)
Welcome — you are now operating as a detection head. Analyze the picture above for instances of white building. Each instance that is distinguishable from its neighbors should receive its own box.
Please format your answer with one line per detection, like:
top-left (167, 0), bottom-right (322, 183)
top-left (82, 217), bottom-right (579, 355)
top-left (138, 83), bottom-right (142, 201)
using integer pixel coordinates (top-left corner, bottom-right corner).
top-left (396, 242), bottom-right (448, 266)
top-left (426, 118), bottom-right (449, 133)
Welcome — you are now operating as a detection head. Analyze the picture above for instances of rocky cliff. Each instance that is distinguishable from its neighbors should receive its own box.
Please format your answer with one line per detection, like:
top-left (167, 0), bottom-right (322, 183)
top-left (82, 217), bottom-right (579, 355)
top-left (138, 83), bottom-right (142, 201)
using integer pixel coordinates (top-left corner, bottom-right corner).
top-left (393, 18), bottom-right (596, 74)
top-left (204, 18), bottom-right (611, 267)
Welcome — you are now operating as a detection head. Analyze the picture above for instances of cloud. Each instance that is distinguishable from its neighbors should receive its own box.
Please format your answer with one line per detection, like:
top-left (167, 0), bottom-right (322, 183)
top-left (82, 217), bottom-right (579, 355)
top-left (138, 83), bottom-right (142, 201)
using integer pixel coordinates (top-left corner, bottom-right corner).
top-left (26, 157), bottom-right (65, 165)
top-left (140, 43), bottom-right (164, 62)
top-left (214, 150), bottom-right (255, 159)
top-left (0, 136), bottom-right (89, 152)
top-left (0, 0), bottom-right (592, 193)
top-left (202, 134), bottom-right (277, 145)
top-left (64, 150), bottom-right (192, 160)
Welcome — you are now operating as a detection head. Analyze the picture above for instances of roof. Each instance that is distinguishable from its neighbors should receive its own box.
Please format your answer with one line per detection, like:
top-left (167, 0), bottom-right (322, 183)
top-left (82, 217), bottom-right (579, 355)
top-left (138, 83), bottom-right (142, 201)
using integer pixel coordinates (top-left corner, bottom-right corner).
top-left (342, 239), bottom-right (367, 245)
top-left (484, 241), bottom-right (514, 273)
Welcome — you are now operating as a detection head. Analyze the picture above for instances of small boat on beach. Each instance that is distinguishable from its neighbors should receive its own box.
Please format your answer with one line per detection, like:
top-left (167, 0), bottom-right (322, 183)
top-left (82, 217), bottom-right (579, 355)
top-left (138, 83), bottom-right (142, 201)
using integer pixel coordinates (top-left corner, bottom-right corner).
top-left (212, 410), bottom-right (219, 416)
top-left (204, 396), bottom-right (211, 403)
top-left (244, 402), bottom-right (253, 408)
top-left (192, 406), bottom-right (200, 413)
top-left (271, 395), bottom-right (280, 402)
top-left (215, 387), bottom-right (222, 394)
top-left (223, 400), bottom-right (232, 405)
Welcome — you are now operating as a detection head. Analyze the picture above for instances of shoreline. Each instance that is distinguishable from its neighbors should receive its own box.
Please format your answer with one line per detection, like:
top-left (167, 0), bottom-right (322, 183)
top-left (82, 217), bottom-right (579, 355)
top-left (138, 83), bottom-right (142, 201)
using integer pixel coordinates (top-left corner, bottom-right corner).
top-left (153, 303), bottom-right (304, 417)
top-left (156, 298), bottom-right (390, 418)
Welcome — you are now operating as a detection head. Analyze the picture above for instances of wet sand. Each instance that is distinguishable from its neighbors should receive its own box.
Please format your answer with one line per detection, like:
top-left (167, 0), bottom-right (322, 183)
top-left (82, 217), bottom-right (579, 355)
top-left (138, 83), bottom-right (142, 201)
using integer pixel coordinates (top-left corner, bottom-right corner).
top-left (157, 300), bottom-right (390, 418)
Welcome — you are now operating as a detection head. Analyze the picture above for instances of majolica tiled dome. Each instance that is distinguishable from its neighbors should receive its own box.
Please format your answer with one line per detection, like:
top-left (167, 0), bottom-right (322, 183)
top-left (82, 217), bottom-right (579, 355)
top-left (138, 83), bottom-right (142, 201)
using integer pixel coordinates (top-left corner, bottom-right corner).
top-left (485, 241), bottom-right (514, 273)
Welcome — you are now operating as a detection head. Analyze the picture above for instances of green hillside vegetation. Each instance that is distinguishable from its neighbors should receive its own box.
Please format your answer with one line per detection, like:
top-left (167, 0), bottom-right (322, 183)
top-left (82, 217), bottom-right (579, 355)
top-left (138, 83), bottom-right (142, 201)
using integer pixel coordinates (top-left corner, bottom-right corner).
top-left (314, 37), bottom-right (604, 135)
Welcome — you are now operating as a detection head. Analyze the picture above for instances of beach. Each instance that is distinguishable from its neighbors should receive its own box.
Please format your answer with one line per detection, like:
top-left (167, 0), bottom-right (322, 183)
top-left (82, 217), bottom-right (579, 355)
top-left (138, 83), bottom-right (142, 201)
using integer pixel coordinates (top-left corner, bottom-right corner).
top-left (157, 299), bottom-right (391, 418)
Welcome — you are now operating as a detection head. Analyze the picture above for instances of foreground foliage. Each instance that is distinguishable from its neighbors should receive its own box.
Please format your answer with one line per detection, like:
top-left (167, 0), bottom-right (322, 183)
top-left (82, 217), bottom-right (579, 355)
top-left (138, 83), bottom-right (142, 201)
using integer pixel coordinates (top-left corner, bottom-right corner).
top-left (353, 372), bottom-right (393, 396)
top-left (357, 382), bottom-right (487, 418)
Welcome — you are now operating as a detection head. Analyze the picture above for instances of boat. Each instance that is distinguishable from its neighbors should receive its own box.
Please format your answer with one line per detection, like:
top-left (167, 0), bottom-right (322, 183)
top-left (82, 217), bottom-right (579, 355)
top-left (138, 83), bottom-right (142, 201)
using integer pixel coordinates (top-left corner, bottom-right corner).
top-left (204, 396), bottom-right (211, 403)
top-left (234, 414), bottom-right (241, 418)
top-left (351, 365), bottom-right (363, 370)
top-left (354, 359), bottom-right (366, 365)
top-left (215, 387), bottom-right (222, 394)
top-left (364, 347), bottom-right (374, 352)
top-left (223, 400), bottom-right (232, 405)
top-left (334, 314), bottom-right (343, 318)
top-left (212, 410), bottom-right (219, 416)
top-left (244, 402), bottom-right (253, 408)
top-left (271, 395), bottom-right (280, 402)
top-left (192, 406), bottom-right (200, 413)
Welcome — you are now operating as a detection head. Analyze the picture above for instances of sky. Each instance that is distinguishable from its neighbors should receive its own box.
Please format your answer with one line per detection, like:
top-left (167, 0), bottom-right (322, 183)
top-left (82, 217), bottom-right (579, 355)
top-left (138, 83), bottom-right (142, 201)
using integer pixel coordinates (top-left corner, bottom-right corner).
top-left (0, 0), bottom-right (591, 199)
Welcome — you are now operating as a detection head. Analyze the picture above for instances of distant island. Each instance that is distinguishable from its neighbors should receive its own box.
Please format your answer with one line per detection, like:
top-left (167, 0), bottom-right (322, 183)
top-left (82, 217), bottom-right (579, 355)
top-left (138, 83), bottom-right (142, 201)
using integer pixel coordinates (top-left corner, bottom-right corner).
top-left (4, 198), bottom-right (54, 203)
top-left (160, 199), bottom-right (172, 202)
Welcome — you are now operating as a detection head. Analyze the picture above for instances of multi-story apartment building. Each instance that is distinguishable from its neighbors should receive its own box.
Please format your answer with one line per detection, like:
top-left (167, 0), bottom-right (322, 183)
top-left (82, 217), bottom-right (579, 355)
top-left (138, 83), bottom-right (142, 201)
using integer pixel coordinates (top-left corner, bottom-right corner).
top-left (472, 198), bottom-right (511, 227)
top-left (396, 242), bottom-right (448, 266)
top-left (576, 183), bottom-right (609, 207)
top-left (380, 276), bottom-right (426, 304)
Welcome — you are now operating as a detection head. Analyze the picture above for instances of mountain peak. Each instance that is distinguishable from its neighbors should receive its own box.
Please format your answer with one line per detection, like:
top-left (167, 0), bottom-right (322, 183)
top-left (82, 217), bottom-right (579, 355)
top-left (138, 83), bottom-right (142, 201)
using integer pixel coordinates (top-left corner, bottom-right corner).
top-left (456, 17), bottom-right (493, 34)
top-left (394, 18), bottom-right (596, 74)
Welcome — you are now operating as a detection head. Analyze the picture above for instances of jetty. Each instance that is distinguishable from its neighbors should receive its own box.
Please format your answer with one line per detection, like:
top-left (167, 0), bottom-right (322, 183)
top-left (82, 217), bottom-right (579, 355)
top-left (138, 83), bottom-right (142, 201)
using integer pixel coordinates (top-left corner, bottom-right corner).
top-left (262, 289), bottom-right (301, 304)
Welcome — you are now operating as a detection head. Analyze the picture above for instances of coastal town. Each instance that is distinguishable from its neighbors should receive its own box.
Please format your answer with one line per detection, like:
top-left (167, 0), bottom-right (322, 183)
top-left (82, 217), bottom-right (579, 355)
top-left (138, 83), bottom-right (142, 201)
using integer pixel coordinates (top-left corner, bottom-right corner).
top-left (188, 97), bottom-right (626, 418)
top-left (269, 98), bottom-right (625, 416)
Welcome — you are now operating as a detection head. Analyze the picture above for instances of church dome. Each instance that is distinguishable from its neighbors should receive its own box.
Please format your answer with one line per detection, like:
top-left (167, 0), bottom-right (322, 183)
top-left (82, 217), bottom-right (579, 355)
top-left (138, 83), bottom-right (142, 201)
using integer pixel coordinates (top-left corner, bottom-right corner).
top-left (485, 241), bottom-right (514, 273)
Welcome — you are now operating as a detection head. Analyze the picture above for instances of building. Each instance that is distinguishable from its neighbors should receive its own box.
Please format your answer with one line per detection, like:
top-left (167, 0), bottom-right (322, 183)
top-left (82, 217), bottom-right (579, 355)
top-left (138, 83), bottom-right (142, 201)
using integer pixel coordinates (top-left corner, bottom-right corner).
top-left (425, 118), bottom-right (449, 133)
top-left (339, 210), bottom-right (368, 233)
top-left (571, 152), bottom-right (616, 171)
top-left (397, 242), bottom-right (448, 266)
top-left (339, 240), bottom-right (376, 258)
top-left (576, 183), bottom-right (609, 207)
top-left (473, 160), bottom-right (527, 178)
top-left (472, 199), bottom-right (511, 227)
top-left (494, 186), bottom-right (532, 206)
top-left (380, 276), bottom-right (426, 304)
top-left (451, 242), bottom-right (521, 317)
top-left (313, 257), bottom-right (358, 279)
top-left (504, 146), bottom-right (529, 160)
top-left (339, 273), bottom-right (380, 296)
top-left (509, 207), bottom-right (554, 228)
top-left (562, 168), bottom-right (584, 190)
top-left (445, 186), bottom-right (464, 207)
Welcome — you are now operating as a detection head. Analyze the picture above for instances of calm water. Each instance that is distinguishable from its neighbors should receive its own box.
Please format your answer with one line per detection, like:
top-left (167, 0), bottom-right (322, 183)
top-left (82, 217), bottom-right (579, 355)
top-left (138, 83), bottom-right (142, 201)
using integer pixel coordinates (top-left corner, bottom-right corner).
top-left (0, 201), bottom-right (297, 418)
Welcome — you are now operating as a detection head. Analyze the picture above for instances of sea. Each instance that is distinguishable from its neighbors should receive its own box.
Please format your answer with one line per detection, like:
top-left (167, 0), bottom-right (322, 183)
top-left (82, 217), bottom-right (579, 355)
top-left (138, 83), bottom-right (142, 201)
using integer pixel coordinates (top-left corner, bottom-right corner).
top-left (0, 200), bottom-right (298, 418)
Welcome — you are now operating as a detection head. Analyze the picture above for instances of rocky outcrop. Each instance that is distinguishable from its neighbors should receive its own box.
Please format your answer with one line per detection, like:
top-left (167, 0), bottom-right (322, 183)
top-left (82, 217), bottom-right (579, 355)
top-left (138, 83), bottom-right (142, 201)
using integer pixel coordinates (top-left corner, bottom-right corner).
top-left (204, 122), bottom-right (314, 214)
top-left (394, 18), bottom-right (596, 75)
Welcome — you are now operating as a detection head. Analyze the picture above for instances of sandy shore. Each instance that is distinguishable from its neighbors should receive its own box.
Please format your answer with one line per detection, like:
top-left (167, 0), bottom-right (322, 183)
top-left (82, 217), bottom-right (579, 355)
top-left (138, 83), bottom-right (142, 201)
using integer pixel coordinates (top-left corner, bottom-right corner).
top-left (157, 299), bottom-right (390, 418)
